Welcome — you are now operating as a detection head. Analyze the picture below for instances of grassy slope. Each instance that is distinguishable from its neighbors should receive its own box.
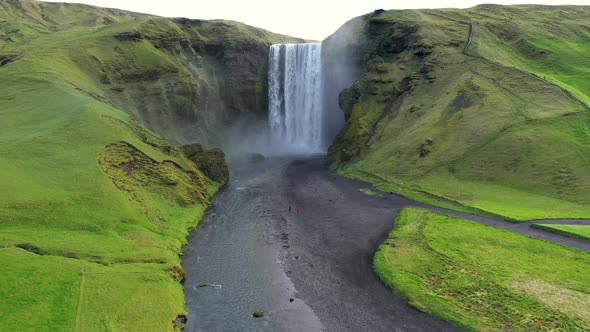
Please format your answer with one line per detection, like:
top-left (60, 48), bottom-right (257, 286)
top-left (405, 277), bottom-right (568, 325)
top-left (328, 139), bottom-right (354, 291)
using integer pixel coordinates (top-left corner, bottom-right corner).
top-left (0, 54), bottom-right (220, 331)
top-left (0, 0), bottom-right (297, 330)
top-left (329, 6), bottom-right (590, 221)
top-left (374, 207), bottom-right (590, 331)
top-left (1, 0), bottom-right (301, 143)
top-left (532, 224), bottom-right (590, 242)
top-left (0, 52), bottom-right (210, 332)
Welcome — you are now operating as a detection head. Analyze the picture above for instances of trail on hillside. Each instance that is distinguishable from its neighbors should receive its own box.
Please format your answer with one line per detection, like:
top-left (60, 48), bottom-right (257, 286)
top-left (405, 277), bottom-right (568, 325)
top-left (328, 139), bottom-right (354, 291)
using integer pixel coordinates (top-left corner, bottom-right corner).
top-left (182, 158), bottom-right (589, 331)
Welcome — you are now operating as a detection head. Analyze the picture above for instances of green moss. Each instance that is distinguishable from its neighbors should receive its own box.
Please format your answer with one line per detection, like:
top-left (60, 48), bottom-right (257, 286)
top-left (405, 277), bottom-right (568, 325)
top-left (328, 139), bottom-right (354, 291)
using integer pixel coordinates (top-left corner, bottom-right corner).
top-left (374, 207), bottom-right (590, 330)
top-left (169, 265), bottom-right (186, 282)
top-left (99, 141), bottom-right (209, 209)
top-left (329, 5), bottom-right (590, 220)
top-left (182, 143), bottom-right (229, 184)
top-left (0, 1), bottom-right (273, 329)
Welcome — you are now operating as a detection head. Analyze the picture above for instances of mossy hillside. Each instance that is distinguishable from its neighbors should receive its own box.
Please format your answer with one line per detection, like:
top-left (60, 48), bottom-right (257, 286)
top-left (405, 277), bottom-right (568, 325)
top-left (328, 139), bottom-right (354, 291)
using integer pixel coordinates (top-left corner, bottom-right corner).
top-left (374, 207), bottom-right (590, 331)
top-left (0, 0), bottom-right (142, 47)
top-left (0, 71), bottom-right (223, 329)
top-left (463, 5), bottom-right (590, 106)
top-left (0, 0), bottom-right (143, 29)
top-left (1, 0), bottom-right (302, 145)
top-left (0, 0), bottom-right (289, 329)
top-left (99, 141), bottom-right (210, 208)
top-left (329, 6), bottom-right (590, 220)
top-left (182, 143), bottom-right (229, 184)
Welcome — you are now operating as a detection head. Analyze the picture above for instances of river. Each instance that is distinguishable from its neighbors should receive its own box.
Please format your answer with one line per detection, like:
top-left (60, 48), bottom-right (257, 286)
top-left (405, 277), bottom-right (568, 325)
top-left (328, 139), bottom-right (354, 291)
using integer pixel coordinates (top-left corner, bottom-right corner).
top-left (182, 158), bottom-right (456, 331)
top-left (182, 158), bottom-right (590, 331)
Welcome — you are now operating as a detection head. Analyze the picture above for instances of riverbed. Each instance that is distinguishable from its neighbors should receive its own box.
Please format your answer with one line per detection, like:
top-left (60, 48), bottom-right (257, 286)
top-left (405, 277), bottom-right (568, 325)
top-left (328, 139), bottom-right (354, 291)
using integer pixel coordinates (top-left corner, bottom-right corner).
top-left (182, 158), bottom-right (454, 331)
top-left (182, 158), bottom-right (590, 331)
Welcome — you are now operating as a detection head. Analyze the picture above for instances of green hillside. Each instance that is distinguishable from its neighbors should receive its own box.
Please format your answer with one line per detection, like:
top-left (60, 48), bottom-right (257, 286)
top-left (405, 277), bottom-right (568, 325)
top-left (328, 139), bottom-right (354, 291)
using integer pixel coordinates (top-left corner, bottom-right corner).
top-left (3, 0), bottom-right (590, 329)
top-left (0, 0), bottom-right (299, 329)
top-left (532, 224), bottom-right (590, 242)
top-left (375, 207), bottom-right (590, 331)
top-left (329, 5), bottom-right (590, 221)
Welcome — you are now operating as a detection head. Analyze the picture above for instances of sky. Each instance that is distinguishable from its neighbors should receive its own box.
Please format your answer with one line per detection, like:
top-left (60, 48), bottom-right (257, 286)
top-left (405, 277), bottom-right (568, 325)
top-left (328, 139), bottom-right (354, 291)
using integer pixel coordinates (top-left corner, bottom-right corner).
top-left (40, 0), bottom-right (590, 40)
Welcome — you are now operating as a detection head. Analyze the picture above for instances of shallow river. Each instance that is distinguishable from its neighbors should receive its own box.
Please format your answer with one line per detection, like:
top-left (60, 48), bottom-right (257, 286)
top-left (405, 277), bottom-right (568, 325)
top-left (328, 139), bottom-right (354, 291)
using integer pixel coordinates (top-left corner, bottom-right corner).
top-left (182, 158), bottom-right (457, 331)
top-left (182, 158), bottom-right (590, 331)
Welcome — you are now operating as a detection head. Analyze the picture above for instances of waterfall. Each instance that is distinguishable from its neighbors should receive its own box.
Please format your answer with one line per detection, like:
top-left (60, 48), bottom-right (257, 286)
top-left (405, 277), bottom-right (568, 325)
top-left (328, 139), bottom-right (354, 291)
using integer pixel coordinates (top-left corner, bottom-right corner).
top-left (268, 43), bottom-right (324, 154)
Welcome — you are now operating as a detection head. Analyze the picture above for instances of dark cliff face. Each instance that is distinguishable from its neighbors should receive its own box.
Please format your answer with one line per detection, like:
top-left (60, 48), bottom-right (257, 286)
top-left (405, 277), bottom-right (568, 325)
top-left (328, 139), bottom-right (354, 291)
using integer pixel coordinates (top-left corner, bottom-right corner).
top-left (98, 18), bottom-right (304, 145)
top-left (176, 19), bottom-right (305, 122)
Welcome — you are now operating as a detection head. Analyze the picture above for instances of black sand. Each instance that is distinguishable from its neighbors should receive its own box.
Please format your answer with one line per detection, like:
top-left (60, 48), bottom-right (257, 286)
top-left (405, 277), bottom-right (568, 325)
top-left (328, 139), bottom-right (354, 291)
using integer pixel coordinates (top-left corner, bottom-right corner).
top-left (183, 158), bottom-right (589, 331)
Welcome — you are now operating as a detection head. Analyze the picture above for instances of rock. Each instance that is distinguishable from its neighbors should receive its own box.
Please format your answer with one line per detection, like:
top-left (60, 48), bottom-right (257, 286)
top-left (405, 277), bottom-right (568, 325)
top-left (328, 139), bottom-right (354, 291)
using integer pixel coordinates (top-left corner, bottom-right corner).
top-left (367, 55), bottom-right (384, 72)
top-left (114, 31), bottom-right (144, 42)
top-left (0, 54), bottom-right (18, 67)
top-left (247, 153), bottom-right (265, 162)
top-left (289, 298), bottom-right (294, 303)
top-left (172, 314), bottom-right (187, 329)
top-left (419, 137), bottom-right (435, 157)
top-left (182, 143), bottom-right (229, 184)
top-left (169, 265), bottom-right (186, 283)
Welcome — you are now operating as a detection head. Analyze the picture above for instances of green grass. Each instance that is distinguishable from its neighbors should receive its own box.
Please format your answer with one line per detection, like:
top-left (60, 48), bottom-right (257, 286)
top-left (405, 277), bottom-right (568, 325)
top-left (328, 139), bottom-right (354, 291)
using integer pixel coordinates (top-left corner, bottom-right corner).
top-left (532, 224), bottom-right (590, 242)
top-left (0, 248), bottom-right (190, 331)
top-left (329, 5), bottom-right (590, 221)
top-left (374, 207), bottom-right (590, 331)
top-left (0, 0), bottom-right (304, 328)
top-left (359, 188), bottom-right (385, 198)
top-left (0, 73), bottom-right (220, 330)
top-left (0, 2), bottom-right (245, 330)
top-left (414, 171), bottom-right (590, 221)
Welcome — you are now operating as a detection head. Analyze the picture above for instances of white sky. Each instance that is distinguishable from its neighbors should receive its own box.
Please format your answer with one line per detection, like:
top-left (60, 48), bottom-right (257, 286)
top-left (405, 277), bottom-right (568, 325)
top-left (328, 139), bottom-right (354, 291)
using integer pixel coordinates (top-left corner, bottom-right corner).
top-left (40, 0), bottom-right (590, 40)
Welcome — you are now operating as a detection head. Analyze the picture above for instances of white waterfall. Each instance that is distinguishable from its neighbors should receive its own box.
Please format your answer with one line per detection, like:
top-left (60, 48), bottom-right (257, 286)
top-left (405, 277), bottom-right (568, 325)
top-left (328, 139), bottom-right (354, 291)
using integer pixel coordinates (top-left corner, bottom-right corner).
top-left (268, 43), bottom-right (324, 154)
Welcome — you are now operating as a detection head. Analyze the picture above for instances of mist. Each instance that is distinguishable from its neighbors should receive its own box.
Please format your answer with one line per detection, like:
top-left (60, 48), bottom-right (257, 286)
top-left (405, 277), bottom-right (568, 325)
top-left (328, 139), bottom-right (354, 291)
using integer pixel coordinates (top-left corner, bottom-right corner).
top-left (198, 16), bottom-right (366, 161)
top-left (322, 15), bottom-right (368, 145)
top-left (205, 15), bottom-right (368, 161)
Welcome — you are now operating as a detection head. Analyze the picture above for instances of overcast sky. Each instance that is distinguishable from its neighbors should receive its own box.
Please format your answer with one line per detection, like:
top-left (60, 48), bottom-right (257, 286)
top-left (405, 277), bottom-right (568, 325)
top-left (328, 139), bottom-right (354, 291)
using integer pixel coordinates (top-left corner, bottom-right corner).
top-left (40, 0), bottom-right (590, 40)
